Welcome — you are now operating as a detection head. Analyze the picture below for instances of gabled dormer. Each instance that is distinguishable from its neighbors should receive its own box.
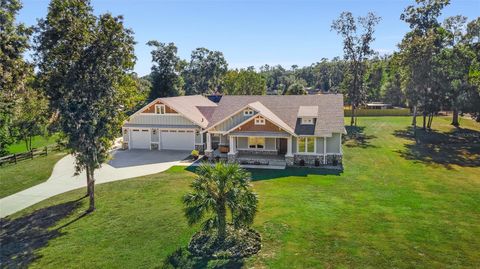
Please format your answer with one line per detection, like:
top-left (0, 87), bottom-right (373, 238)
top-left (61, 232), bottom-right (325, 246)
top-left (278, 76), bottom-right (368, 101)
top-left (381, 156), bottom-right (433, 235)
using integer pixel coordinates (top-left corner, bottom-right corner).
top-left (295, 106), bottom-right (318, 135)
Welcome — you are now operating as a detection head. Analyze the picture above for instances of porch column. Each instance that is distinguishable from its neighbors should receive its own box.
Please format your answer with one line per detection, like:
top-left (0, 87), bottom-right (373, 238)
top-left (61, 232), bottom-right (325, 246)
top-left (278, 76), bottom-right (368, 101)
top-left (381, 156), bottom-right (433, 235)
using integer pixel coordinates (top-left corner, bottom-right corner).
top-left (286, 136), bottom-right (293, 157)
top-left (206, 133), bottom-right (212, 151)
top-left (323, 136), bottom-right (327, 164)
top-left (229, 135), bottom-right (236, 154)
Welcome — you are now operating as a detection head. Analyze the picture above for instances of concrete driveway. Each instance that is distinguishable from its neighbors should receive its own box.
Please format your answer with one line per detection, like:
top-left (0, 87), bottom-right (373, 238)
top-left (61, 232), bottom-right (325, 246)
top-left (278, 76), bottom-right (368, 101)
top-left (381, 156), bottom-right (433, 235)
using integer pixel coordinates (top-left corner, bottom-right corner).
top-left (0, 149), bottom-right (191, 218)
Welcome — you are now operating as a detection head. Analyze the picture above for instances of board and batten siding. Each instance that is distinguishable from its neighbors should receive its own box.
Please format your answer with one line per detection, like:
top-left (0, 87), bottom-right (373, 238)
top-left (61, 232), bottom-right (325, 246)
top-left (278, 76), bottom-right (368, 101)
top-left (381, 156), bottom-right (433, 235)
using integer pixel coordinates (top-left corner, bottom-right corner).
top-left (326, 133), bottom-right (341, 153)
top-left (195, 132), bottom-right (202, 144)
top-left (213, 111), bottom-right (257, 132)
top-left (128, 114), bottom-right (196, 126)
top-left (316, 137), bottom-right (324, 154)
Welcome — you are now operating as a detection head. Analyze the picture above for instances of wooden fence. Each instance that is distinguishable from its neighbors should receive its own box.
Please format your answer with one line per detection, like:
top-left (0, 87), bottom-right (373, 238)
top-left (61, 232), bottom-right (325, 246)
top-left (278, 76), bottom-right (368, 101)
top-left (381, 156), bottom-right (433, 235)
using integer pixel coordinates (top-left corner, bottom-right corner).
top-left (344, 108), bottom-right (411, 117)
top-left (0, 144), bottom-right (62, 166)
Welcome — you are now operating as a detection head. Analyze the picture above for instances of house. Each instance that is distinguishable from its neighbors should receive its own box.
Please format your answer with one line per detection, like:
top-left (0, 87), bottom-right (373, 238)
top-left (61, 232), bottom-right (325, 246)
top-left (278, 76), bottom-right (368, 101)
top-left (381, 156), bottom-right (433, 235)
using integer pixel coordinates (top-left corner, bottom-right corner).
top-left (364, 102), bottom-right (393, 109)
top-left (122, 94), bottom-right (345, 167)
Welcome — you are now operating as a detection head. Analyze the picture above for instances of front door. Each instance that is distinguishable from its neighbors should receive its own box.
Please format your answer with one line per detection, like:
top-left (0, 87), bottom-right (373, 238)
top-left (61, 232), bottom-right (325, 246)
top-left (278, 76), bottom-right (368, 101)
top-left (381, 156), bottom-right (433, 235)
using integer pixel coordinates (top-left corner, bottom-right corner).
top-left (278, 138), bottom-right (287, 154)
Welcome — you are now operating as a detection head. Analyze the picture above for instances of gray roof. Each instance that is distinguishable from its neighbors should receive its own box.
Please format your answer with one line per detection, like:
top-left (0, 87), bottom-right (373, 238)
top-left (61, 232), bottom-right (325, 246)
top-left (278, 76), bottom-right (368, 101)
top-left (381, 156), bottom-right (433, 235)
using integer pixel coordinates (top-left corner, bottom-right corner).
top-left (206, 94), bottom-right (345, 136)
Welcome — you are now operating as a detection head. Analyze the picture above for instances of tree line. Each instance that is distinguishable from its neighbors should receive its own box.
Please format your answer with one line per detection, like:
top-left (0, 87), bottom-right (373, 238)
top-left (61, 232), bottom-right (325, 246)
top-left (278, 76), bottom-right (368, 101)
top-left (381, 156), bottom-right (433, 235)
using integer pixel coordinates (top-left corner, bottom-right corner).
top-left (1, 0), bottom-right (479, 211)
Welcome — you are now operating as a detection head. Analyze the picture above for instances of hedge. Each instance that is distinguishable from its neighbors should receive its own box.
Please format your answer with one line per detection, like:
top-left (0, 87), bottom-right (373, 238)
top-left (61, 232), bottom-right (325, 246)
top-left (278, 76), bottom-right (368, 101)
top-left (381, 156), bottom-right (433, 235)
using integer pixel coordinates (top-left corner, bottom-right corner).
top-left (344, 108), bottom-right (411, 117)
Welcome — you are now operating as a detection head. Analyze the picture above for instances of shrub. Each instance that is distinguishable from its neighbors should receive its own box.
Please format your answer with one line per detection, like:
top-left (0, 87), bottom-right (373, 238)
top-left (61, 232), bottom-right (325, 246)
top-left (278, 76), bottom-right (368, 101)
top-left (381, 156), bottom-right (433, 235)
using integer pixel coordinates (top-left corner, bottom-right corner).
top-left (191, 150), bottom-right (199, 160)
top-left (299, 159), bottom-right (305, 166)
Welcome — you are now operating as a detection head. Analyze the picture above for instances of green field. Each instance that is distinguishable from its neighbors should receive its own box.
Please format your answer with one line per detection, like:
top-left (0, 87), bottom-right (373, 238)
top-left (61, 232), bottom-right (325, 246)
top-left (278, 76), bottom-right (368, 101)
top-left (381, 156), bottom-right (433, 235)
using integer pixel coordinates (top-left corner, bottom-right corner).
top-left (0, 152), bottom-right (66, 198)
top-left (6, 133), bottom-right (60, 154)
top-left (1, 116), bottom-right (479, 268)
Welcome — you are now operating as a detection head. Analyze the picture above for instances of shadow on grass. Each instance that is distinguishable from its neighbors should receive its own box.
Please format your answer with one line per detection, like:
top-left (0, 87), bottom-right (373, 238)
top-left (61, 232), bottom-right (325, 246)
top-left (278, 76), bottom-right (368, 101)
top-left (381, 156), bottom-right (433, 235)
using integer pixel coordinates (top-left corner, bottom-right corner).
top-left (343, 126), bottom-right (377, 148)
top-left (0, 197), bottom-right (86, 268)
top-left (249, 167), bottom-right (342, 181)
top-left (185, 166), bottom-right (342, 181)
top-left (393, 126), bottom-right (480, 169)
top-left (162, 247), bottom-right (244, 269)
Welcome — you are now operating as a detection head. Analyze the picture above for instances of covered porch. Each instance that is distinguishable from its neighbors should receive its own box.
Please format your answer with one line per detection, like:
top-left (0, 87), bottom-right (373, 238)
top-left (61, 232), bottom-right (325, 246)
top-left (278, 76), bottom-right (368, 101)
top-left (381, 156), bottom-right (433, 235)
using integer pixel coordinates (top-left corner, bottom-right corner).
top-left (204, 131), bottom-right (293, 168)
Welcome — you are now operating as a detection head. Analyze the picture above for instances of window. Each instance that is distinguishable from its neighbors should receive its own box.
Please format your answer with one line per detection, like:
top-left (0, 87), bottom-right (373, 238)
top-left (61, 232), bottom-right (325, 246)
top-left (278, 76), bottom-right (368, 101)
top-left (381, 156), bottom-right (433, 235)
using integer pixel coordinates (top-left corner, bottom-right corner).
top-left (155, 104), bottom-right (165, 114)
top-left (298, 137), bottom-right (315, 153)
top-left (254, 117), bottom-right (265, 125)
top-left (248, 137), bottom-right (265, 149)
top-left (244, 108), bottom-right (254, 116)
top-left (301, 117), bottom-right (314, 125)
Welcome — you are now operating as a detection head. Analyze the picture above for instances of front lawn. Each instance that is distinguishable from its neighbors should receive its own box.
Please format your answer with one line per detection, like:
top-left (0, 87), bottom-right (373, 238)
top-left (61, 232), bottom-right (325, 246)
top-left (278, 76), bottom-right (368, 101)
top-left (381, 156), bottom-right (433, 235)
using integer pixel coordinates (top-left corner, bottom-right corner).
top-left (0, 152), bottom-right (66, 198)
top-left (1, 116), bottom-right (479, 268)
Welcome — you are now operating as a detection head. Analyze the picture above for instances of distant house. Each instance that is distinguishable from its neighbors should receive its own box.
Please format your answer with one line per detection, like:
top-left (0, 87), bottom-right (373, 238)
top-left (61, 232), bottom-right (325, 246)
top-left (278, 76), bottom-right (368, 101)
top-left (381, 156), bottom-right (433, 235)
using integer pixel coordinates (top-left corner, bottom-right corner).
top-left (122, 94), bottom-right (345, 168)
top-left (365, 102), bottom-right (393, 109)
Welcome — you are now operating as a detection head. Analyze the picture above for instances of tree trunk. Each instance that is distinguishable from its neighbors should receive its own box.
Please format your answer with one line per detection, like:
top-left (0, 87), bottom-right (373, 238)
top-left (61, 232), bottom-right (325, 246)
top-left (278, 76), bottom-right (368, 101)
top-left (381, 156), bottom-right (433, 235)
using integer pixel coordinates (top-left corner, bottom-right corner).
top-left (350, 104), bottom-right (356, 126)
top-left (451, 108), bottom-right (459, 127)
top-left (427, 113), bottom-right (434, 130)
top-left (86, 166), bottom-right (95, 212)
top-left (422, 111), bottom-right (427, 130)
top-left (217, 203), bottom-right (227, 243)
top-left (411, 106), bottom-right (418, 143)
top-left (412, 106), bottom-right (417, 126)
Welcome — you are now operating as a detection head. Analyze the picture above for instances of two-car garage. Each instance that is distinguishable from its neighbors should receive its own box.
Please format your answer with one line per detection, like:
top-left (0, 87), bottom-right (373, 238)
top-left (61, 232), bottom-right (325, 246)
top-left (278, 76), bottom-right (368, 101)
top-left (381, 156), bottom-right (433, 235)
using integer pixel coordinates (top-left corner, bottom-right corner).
top-left (128, 129), bottom-right (195, 151)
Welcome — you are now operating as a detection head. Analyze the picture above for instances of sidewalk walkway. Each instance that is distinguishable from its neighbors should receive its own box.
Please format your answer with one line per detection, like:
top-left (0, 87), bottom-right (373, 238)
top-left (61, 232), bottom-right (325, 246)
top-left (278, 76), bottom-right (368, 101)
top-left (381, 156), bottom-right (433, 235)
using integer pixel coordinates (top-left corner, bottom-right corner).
top-left (0, 150), bottom-right (190, 218)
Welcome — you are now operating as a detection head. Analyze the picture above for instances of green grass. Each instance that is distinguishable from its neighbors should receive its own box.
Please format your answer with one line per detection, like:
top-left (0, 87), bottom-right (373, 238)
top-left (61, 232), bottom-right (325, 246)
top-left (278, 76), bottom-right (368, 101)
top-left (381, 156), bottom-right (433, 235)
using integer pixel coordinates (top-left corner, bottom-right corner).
top-left (2, 116), bottom-right (479, 268)
top-left (0, 152), bottom-right (66, 198)
top-left (7, 133), bottom-right (60, 154)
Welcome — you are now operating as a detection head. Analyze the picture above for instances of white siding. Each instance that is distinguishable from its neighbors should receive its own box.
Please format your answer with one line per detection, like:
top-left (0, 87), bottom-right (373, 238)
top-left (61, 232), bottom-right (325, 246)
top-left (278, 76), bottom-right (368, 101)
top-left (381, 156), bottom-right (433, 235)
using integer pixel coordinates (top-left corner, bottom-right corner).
top-left (129, 114), bottom-right (196, 126)
top-left (326, 133), bottom-right (341, 153)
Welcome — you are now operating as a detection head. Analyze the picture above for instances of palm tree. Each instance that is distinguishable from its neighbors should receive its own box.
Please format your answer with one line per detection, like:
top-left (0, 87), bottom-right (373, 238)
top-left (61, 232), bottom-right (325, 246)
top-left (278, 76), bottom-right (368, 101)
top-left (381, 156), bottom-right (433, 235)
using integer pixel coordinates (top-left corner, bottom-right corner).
top-left (183, 162), bottom-right (258, 243)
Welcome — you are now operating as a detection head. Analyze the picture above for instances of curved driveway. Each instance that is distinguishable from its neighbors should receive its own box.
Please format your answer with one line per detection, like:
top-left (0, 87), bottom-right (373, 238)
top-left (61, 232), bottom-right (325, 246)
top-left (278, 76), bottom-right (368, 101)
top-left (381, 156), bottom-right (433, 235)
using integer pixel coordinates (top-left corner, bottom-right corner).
top-left (0, 150), bottom-right (190, 218)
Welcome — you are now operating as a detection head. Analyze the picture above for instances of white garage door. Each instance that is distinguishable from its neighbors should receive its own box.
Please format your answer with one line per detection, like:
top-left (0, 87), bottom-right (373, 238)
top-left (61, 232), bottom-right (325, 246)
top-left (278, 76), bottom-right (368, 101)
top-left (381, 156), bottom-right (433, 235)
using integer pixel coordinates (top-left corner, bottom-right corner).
top-left (161, 130), bottom-right (194, 150)
top-left (130, 129), bottom-right (150, 149)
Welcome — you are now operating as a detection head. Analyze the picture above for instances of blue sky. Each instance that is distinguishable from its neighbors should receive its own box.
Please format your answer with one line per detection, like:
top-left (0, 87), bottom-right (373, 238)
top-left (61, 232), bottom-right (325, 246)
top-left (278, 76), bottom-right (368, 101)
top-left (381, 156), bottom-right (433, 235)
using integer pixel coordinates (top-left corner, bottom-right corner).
top-left (18, 0), bottom-right (480, 76)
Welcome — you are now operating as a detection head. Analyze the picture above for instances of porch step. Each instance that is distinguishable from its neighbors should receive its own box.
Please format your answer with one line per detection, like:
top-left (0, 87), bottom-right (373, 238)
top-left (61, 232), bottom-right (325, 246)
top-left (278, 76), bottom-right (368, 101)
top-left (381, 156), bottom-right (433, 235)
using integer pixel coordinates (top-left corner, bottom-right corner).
top-left (237, 157), bottom-right (286, 169)
top-left (240, 164), bottom-right (286, 170)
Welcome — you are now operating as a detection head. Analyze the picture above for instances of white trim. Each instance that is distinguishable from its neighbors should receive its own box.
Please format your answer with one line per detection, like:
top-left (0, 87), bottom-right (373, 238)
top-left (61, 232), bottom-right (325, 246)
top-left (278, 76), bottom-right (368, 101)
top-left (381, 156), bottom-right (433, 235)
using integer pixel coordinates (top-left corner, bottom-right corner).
top-left (323, 136), bottom-right (327, 164)
top-left (301, 117), bottom-right (314, 125)
top-left (243, 108), bottom-right (254, 116)
top-left (247, 136), bottom-right (266, 149)
top-left (254, 117), bottom-right (266, 125)
top-left (155, 104), bottom-right (166, 114)
top-left (296, 136), bottom-right (316, 154)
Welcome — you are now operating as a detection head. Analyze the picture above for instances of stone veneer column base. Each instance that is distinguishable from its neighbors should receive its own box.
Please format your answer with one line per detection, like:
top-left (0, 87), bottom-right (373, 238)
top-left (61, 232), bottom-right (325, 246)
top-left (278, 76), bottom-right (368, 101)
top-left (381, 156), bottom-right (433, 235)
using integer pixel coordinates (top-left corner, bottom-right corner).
top-left (285, 155), bottom-right (294, 166)
top-left (227, 152), bottom-right (237, 163)
top-left (205, 150), bottom-right (213, 159)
